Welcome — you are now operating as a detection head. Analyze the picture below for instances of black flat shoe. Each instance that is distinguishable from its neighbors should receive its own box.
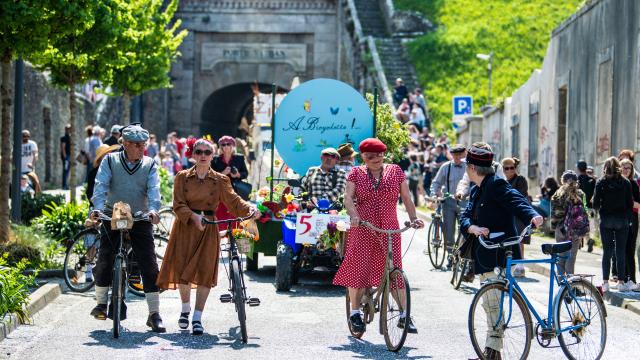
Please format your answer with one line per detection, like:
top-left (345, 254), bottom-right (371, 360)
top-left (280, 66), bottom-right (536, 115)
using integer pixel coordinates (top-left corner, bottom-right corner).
top-left (483, 347), bottom-right (502, 360)
top-left (349, 313), bottom-right (365, 334)
top-left (146, 312), bottom-right (166, 333)
top-left (192, 320), bottom-right (204, 336)
top-left (397, 316), bottom-right (418, 334)
top-left (178, 312), bottom-right (189, 330)
top-left (90, 304), bottom-right (107, 320)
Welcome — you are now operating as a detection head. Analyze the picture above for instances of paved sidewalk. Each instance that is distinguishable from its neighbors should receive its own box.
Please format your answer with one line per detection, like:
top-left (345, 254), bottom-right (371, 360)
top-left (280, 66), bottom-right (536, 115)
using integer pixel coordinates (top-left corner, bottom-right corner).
top-left (414, 208), bottom-right (640, 317)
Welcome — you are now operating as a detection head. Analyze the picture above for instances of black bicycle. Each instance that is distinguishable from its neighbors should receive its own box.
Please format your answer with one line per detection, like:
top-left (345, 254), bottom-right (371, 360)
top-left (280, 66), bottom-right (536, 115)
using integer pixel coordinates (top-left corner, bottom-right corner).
top-left (96, 210), bottom-right (150, 339)
top-left (202, 212), bottom-right (260, 343)
top-left (63, 226), bottom-right (164, 296)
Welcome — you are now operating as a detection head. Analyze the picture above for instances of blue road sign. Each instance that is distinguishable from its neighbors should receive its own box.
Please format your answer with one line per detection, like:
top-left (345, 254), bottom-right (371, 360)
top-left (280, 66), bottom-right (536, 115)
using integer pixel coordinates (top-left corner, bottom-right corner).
top-left (452, 95), bottom-right (473, 117)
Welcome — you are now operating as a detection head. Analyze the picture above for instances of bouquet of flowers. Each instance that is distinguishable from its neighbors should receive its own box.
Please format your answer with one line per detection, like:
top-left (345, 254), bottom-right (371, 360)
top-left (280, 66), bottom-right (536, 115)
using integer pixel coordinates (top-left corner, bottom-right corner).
top-left (253, 183), bottom-right (301, 223)
top-left (317, 221), bottom-right (349, 251)
top-left (232, 222), bottom-right (259, 254)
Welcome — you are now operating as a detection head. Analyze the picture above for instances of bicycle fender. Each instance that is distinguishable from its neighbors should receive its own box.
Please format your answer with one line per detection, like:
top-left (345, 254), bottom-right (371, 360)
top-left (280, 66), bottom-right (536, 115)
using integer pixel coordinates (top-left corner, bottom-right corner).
top-left (479, 277), bottom-right (508, 287)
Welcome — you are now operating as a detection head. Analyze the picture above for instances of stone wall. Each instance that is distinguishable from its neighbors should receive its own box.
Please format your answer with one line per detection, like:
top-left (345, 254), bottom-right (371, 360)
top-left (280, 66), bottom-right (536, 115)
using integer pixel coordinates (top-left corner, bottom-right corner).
top-left (0, 62), bottom-right (96, 189)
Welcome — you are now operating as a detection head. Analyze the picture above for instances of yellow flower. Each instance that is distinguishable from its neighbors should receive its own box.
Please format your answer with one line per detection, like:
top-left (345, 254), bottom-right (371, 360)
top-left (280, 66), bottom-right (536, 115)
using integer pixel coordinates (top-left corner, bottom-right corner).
top-left (284, 194), bottom-right (295, 203)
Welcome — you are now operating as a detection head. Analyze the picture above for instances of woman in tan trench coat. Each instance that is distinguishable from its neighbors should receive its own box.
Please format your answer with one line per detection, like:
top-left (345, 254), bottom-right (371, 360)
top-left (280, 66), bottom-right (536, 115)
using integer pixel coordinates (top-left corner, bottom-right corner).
top-left (157, 138), bottom-right (258, 335)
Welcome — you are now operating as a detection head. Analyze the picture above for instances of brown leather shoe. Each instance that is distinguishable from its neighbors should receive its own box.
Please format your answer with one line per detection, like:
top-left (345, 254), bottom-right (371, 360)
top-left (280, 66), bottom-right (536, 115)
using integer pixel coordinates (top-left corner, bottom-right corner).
top-left (146, 312), bottom-right (166, 333)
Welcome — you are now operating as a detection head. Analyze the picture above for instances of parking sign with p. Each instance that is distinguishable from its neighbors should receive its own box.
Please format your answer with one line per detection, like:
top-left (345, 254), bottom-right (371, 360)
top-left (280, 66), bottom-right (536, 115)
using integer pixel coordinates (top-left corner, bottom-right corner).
top-left (452, 96), bottom-right (473, 117)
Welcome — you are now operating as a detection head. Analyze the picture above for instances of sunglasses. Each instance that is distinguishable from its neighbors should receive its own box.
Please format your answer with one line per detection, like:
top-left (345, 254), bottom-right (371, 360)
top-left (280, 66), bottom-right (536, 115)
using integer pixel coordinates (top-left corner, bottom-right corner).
top-left (220, 143), bottom-right (234, 147)
top-left (322, 154), bottom-right (339, 159)
top-left (503, 166), bottom-right (516, 171)
top-left (363, 152), bottom-right (384, 160)
top-left (194, 149), bottom-right (213, 156)
top-left (623, 166), bottom-right (633, 170)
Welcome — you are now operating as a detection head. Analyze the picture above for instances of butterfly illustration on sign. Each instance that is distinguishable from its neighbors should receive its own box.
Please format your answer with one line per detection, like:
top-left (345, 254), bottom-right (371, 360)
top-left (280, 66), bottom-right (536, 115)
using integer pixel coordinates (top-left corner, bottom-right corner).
top-left (303, 99), bottom-right (312, 112)
top-left (294, 136), bottom-right (306, 152)
top-left (330, 106), bottom-right (339, 115)
top-left (317, 139), bottom-right (329, 148)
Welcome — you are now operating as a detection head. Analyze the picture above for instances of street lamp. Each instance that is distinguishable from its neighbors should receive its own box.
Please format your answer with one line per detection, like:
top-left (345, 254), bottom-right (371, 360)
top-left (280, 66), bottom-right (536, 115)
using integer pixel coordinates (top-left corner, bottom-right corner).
top-left (476, 52), bottom-right (493, 105)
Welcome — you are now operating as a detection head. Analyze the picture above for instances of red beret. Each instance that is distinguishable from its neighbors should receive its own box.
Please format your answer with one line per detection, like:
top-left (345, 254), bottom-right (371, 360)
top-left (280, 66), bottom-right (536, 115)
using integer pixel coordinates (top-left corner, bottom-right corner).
top-left (218, 135), bottom-right (236, 146)
top-left (358, 138), bottom-right (387, 153)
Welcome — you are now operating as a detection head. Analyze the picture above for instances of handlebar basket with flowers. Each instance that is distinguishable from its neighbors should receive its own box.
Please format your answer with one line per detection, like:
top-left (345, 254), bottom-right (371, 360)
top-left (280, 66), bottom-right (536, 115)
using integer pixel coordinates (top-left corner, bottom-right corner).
top-left (233, 218), bottom-right (260, 254)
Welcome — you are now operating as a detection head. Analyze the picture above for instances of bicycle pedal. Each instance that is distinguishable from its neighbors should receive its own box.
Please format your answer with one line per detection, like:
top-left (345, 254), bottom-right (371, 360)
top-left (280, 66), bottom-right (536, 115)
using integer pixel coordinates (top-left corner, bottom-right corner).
top-left (247, 297), bottom-right (261, 307)
top-left (219, 293), bottom-right (233, 303)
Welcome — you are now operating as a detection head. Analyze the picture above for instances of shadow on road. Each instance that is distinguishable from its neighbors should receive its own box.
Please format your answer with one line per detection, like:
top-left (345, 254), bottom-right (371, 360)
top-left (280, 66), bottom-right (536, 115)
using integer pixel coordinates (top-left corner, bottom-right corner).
top-left (245, 266), bottom-right (345, 297)
top-left (84, 326), bottom-right (261, 350)
top-left (329, 336), bottom-right (432, 359)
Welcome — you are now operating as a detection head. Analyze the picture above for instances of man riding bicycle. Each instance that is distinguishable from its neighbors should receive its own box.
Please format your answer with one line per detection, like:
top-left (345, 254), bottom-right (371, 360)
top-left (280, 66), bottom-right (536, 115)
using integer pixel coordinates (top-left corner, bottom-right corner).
top-left (302, 147), bottom-right (347, 207)
top-left (429, 144), bottom-right (467, 267)
top-left (89, 124), bottom-right (166, 333)
top-left (460, 144), bottom-right (542, 359)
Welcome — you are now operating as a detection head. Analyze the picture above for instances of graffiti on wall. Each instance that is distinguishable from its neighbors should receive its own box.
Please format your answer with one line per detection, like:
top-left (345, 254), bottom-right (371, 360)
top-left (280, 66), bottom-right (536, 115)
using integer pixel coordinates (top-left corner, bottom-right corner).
top-left (539, 145), bottom-right (555, 180)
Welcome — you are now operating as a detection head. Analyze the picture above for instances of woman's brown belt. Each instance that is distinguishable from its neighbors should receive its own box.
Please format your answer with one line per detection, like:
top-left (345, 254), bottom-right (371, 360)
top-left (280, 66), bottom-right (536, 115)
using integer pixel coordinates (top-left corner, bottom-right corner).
top-left (191, 209), bottom-right (215, 216)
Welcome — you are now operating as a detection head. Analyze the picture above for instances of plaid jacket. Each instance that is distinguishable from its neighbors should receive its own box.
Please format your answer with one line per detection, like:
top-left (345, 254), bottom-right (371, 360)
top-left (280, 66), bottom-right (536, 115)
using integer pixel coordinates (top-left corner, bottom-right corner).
top-left (302, 166), bottom-right (347, 202)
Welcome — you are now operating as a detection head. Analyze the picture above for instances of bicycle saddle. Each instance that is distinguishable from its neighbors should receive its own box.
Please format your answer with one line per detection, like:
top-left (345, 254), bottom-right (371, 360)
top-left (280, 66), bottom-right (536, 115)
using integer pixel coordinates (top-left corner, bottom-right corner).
top-left (541, 241), bottom-right (572, 255)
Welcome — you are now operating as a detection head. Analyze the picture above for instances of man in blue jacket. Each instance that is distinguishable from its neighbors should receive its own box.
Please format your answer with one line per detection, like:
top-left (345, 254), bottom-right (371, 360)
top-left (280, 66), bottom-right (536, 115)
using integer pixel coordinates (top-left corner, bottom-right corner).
top-left (460, 143), bottom-right (542, 359)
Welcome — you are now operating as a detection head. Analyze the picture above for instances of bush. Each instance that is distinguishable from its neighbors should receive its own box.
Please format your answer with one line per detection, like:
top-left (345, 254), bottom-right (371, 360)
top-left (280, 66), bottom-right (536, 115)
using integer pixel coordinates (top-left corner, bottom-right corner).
top-left (367, 93), bottom-right (411, 162)
top-left (0, 243), bottom-right (42, 267)
top-left (33, 201), bottom-right (89, 243)
top-left (5, 224), bottom-right (61, 269)
top-left (158, 166), bottom-right (174, 205)
top-left (0, 254), bottom-right (36, 323)
top-left (21, 192), bottom-right (65, 224)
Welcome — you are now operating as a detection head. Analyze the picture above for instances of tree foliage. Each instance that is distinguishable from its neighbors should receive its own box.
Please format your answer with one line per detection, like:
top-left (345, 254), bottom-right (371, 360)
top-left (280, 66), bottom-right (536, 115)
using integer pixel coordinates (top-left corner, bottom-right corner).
top-left (367, 94), bottom-right (410, 162)
top-left (394, 0), bottom-right (583, 132)
top-left (101, 0), bottom-right (187, 122)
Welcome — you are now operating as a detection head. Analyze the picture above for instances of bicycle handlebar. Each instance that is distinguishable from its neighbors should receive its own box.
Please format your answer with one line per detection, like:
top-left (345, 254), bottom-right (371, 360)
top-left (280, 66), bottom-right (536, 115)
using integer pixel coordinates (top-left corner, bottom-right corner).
top-left (97, 212), bottom-right (150, 222)
top-left (201, 211), bottom-right (256, 226)
top-left (358, 220), bottom-right (414, 234)
top-left (425, 193), bottom-right (455, 203)
top-left (477, 224), bottom-right (533, 249)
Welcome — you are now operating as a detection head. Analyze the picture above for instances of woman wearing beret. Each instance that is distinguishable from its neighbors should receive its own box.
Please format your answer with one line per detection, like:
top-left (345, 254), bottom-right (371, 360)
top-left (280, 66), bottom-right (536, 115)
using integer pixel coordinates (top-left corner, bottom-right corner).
top-left (333, 138), bottom-right (424, 335)
top-left (212, 135), bottom-right (250, 230)
top-left (460, 143), bottom-right (543, 359)
top-left (157, 138), bottom-right (258, 335)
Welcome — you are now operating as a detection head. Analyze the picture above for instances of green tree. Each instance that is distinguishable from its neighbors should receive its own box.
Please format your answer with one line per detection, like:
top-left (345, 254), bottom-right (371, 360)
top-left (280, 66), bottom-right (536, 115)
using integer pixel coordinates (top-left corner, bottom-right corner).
top-left (33, 0), bottom-right (125, 202)
top-left (0, 1), bottom-right (85, 243)
top-left (102, 0), bottom-right (187, 123)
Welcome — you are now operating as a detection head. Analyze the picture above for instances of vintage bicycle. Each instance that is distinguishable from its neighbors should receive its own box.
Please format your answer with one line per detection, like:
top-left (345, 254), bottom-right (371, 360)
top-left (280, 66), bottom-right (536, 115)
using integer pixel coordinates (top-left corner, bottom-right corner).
top-left (468, 224), bottom-right (607, 360)
top-left (345, 219), bottom-right (416, 352)
top-left (424, 194), bottom-right (456, 269)
top-left (202, 212), bottom-right (260, 344)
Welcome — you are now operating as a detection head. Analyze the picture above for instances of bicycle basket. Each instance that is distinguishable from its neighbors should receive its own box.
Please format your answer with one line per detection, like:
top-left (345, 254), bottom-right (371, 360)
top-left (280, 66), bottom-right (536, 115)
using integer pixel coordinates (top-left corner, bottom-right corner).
top-left (236, 237), bottom-right (253, 254)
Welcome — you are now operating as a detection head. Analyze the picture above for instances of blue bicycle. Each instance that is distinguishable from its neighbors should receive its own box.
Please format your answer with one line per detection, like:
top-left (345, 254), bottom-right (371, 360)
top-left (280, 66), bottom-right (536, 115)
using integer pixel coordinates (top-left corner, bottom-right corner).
top-left (468, 225), bottom-right (607, 360)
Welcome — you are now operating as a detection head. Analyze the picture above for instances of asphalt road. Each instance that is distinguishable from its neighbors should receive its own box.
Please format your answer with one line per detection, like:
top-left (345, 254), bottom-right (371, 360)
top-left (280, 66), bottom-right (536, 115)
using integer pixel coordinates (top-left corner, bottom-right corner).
top-left (2, 211), bottom-right (640, 359)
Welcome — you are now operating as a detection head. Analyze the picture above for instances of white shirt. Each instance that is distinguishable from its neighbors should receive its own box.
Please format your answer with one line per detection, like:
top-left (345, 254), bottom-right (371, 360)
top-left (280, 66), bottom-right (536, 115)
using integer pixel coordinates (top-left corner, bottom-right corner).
top-left (21, 140), bottom-right (38, 173)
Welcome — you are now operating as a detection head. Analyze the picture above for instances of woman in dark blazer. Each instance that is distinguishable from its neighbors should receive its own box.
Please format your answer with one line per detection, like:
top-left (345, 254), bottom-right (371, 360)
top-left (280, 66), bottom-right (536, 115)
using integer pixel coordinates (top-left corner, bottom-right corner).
top-left (212, 136), bottom-right (249, 229)
top-left (459, 144), bottom-right (542, 360)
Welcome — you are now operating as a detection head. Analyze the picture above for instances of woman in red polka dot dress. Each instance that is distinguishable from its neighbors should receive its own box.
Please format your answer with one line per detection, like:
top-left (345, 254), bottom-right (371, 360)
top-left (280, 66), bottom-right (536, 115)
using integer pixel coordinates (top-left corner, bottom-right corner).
top-left (333, 138), bottom-right (424, 335)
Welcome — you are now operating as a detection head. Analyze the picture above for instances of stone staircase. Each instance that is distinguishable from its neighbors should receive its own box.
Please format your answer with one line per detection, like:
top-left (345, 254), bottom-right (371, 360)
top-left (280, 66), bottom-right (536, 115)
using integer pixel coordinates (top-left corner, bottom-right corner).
top-left (375, 37), bottom-right (418, 92)
top-left (353, 0), bottom-right (388, 37)
top-left (352, 0), bottom-right (420, 97)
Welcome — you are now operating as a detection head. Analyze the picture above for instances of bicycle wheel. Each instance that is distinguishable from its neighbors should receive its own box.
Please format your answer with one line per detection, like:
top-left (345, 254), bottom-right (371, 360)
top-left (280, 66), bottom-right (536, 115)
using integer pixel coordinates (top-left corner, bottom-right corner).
top-left (380, 269), bottom-right (410, 352)
top-left (126, 249), bottom-right (145, 298)
top-left (156, 208), bottom-right (175, 237)
top-left (112, 257), bottom-right (125, 339)
top-left (427, 220), bottom-right (446, 269)
top-left (453, 258), bottom-right (469, 290)
top-left (153, 235), bottom-right (169, 260)
top-left (63, 228), bottom-right (100, 292)
top-left (469, 282), bottom-right (533, 360)
top-left (556, 279), bottom-right (607, 360)
top-left (231, 258), bottom-right (248, 343)
top-left (345, 289), bottom-right (365, 338)
top-left (450, 253), bottom-right (461, 287)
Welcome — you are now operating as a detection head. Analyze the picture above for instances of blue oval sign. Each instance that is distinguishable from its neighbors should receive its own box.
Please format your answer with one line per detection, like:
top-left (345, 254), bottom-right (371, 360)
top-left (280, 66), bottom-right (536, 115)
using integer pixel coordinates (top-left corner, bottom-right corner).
top-left (274, 78), bottom-right (374, 175)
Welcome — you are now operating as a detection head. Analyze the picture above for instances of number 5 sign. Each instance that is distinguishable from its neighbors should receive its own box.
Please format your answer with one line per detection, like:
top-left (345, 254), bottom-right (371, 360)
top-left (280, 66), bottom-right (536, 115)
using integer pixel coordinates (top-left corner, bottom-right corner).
top-left (295, 213), bottom-right (350, 244)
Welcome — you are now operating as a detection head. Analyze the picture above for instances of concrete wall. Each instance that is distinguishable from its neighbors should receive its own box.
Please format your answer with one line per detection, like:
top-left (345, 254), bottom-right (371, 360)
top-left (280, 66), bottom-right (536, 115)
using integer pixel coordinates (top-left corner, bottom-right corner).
top-left (478, 0), bottom-right (640, 195)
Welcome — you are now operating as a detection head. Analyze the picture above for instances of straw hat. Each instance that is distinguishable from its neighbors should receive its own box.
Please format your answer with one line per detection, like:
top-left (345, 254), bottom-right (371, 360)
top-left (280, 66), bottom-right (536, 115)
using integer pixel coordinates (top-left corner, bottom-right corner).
top-left (94, 144), bottom-right (121, 167)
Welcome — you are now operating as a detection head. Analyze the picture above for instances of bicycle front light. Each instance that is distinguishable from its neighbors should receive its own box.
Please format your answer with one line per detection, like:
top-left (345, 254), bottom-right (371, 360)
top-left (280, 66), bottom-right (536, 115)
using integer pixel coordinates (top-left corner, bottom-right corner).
top-left (494, 267), bottom-right (502, 276)
top-left (115, 219), bottom-right (128, 230)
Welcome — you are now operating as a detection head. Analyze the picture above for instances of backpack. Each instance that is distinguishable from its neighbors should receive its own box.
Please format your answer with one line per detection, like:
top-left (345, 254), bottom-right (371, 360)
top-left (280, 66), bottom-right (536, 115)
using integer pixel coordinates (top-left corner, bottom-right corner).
top-left (563, 198), bottom-right (590, 238)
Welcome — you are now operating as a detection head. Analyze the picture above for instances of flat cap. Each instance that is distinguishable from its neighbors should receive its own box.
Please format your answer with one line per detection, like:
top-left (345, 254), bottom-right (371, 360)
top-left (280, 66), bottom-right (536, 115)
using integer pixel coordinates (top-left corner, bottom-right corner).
top-left (450, 144), bottom-right (466, 154)
top-left (321, 147), bottom-right (340, 157)
top-left (121, 124), bottom-right (149, 142)
top-left (110, 124), bottom-right (122, 134)
top-left (466, 146), bottom-right (494, 167)
top-left (337, 143), bottom-right (357, 158)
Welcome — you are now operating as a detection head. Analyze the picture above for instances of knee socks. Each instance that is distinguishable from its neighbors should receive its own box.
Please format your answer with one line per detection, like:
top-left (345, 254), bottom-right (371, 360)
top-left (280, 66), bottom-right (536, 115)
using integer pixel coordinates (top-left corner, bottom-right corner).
top-left (146, 292), bottom-right (160, 314)
top-left (95, 286), bottom-right (109, 305)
